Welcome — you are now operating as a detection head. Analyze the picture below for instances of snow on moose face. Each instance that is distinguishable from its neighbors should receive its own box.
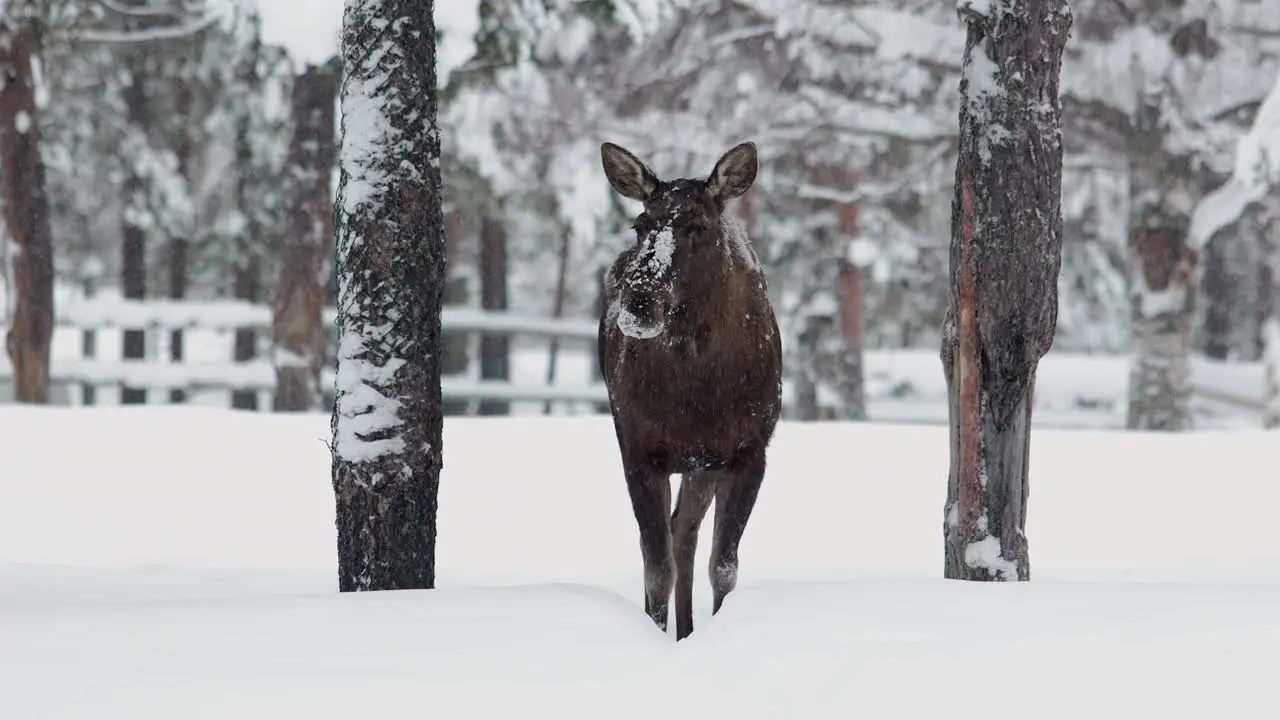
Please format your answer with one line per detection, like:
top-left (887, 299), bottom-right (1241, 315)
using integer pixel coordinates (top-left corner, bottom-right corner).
top-left (615, 181), bottom-right (719, 339)
top-left (600, 141), bottom-right (759, 341)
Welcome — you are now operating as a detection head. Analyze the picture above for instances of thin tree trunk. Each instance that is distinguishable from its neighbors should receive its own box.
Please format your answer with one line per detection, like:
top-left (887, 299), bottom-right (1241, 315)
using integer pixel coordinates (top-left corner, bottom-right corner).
top-left (837, 199), bottom-right (866, 420)
top-left (274, 59), bottom-right (339, 412)
top-left (1125, 81), bottom-right (1198, 431)
top-left (838, 259), bottom-right (866, 419)
top-left (793, 318), bottom-right (821, 420)
top-left (942, 0), bottom-right (1071, 582)
top-left (477, 214), bottom-right (510, 416)
top-left (590, 265), bottom-right (609, 413)
top-left (0, 22), bottom-right (54, 404)
top-left (1200, 232), bottom-right (1232, 360)
top-left (230, 20), bottom-right (263, 411)
top-left (440, 210), bottom-right (469, 415)
top-left (120, 50), bottom-right (149, 406)
top-left (543, 227), bottom-right (571, 415)
top-left (169, 69), bottom-right (194, 404)
top-left (1265, 228), bottom-right (1280, 428)
top-left (80, 275), bottom-right (97, 405)
top-left (168, 237), bottom-right (187, 403)
top-left (331, 0), bottom-right (445, 592)
top-left (232, 262), bottom-right (260, 409)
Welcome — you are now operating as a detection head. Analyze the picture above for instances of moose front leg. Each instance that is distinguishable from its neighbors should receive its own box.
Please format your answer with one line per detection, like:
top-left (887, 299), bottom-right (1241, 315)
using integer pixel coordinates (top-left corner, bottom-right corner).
top-left (709, 448), bottom-right (766, 614)
top-left (672, 473), bottom-right (716, 640)
top-left (626, 463), bottom-right (674, 633)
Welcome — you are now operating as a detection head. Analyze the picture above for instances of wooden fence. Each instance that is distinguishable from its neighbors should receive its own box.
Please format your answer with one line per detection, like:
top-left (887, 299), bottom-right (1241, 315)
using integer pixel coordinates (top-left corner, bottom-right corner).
top-left (0, 298), bottom-right (1272, 428)
top-left (0, 299), bottom-right (607, 412)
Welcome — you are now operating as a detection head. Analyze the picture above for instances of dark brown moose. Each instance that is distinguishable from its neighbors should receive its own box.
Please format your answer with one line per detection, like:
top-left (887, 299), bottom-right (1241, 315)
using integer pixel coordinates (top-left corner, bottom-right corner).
top-left (596, 141), bottom-right (783, 641)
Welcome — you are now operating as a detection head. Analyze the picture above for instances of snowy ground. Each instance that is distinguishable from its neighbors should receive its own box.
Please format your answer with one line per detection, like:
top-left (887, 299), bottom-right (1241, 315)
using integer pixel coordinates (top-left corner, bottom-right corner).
top-left (1, 406), bottom-right (1278, 717)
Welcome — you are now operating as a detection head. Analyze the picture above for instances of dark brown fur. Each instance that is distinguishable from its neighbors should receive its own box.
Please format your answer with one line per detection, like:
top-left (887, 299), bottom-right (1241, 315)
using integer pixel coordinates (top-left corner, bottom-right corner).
top-left (597, 141), bottom-right (783, 640)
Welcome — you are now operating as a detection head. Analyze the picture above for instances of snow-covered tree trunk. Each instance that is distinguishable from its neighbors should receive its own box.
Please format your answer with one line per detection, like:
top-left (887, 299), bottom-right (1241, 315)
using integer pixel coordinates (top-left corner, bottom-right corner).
top-left (0, 19), bottom-right (54, 404)
top-left (1125, 85), bottom-right (1197, 432)
top-left (274, 59), bottom-right (339, 412)
top-left (941, 0), bottom-right (1070, 582)
top-left (331, 0), bottom-right (446, 591)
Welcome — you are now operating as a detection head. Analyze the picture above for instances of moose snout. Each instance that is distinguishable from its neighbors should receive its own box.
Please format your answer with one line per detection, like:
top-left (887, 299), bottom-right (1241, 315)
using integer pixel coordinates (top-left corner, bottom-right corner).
top-left (617, 293), bottom-right (668, 340)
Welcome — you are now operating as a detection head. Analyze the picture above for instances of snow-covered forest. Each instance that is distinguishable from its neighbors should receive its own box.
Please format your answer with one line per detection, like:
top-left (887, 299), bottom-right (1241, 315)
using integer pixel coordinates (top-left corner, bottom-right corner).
top-left (0, 0), bottom-right (1278, 425)
top-left (4, 2), bottom-right (1280, 713)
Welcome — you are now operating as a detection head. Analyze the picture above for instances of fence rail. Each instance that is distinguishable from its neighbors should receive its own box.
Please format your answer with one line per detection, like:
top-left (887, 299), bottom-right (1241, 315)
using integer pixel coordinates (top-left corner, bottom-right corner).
top-left (0, 299), bottom-right (1272, 428)
top-left (0, 299), bottom-right (606, 410)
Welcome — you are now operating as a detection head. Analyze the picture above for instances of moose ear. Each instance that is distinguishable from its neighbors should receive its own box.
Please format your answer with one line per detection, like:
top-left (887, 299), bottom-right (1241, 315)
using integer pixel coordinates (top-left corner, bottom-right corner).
top-left (707, 142), bottom-right (758, 202)
top-left (601, 142), bottom-right (658, 202)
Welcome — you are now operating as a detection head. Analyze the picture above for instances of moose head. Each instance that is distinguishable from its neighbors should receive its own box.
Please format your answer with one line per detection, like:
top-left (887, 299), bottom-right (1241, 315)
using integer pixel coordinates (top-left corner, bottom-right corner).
top-left (600, 141), bottom-right (759, 340)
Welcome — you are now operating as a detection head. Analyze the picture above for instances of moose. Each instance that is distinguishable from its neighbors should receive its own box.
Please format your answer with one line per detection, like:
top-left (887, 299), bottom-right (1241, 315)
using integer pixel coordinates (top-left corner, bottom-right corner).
top-left (596, 140), bottom-right (783, 641)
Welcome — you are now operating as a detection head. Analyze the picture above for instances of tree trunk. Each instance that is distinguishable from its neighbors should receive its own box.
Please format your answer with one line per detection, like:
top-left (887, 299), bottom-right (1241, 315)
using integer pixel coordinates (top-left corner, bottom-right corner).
top-left (121, 51), bottom-right (149, 406)
top-left (477, 214), bottom-right (510, 416)
top-left (168, 237), bottom-right (187, 403)
top-left (274, 59), bottom-right (339, 412)
top-left (0, 22), bottom-right (54, 404)
top-left (1125, 83), bottom-right (1198, 432)
top-left (169, 67), bottom-right (194, 404)
top-left (230, 23), bottom-right (263, 411)
top-left (941, 0), bottom-right (1071, 582)
top-left (80, 275), bottom-right (97, 405)
top-left (1265, 226), bottom-right (1280, 428)
top-left (837, 199), bottom-right (866, 420)
top-left (543, 226), bottom-right (571, 415)
top-left (1200, 233), bottom-right (1233, 361)
top-left (232, 262), bottom-right (259, 409)
top-left (838, 260), bottom-right (866, 419)
top-left (440, 210), bottom-right (469, 415)
top-left (590, 265), bottom-right (609, 413)
top-left (331, 0), bottom-right (445, 592)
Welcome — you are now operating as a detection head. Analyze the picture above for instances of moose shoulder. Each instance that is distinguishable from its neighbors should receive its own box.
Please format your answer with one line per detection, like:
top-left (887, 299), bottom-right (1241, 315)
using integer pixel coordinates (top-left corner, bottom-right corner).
top-left (596, 140), bottom-right (783, 641)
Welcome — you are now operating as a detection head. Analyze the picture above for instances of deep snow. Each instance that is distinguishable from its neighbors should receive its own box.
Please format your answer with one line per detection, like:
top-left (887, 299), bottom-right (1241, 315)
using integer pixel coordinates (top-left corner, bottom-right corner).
top-left (1, 407), bottom-right (1279, 717)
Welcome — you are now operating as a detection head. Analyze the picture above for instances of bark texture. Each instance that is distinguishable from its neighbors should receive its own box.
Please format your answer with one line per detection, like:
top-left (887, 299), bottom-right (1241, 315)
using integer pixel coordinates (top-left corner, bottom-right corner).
top-left (941, 0), bottom-right (1071, 582)
top-left (331, 0), bottom-right (445, 592)
top-left (0, 22), bottom-right (54, 404)
top-left (274, 59), bottom-right (339, 412)
top-left (1125, 84), bottom-right (1197, 431)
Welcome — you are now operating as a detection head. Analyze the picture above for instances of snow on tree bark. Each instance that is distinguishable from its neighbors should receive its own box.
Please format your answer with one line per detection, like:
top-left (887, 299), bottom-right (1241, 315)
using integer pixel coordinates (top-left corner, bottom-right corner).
top-left (0, 20), bottom-right (54, 404)
top-left (942, 0), bottom-right (1071, 582)
top-left (274, 58), bottom-right (339, 412)
top-left (331, 0), bottom-right (446, 592)
top-left (1125, 83), bottom-right (1197, 432)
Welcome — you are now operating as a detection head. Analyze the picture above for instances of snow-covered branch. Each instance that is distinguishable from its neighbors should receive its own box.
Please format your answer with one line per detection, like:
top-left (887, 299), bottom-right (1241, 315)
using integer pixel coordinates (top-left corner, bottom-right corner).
top-left (96, 0), bottom-right (187, 18)
top-left (1188, 73), bottom-right (1280, 249)
top-left (73, 11), bottom-right (219, 43)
